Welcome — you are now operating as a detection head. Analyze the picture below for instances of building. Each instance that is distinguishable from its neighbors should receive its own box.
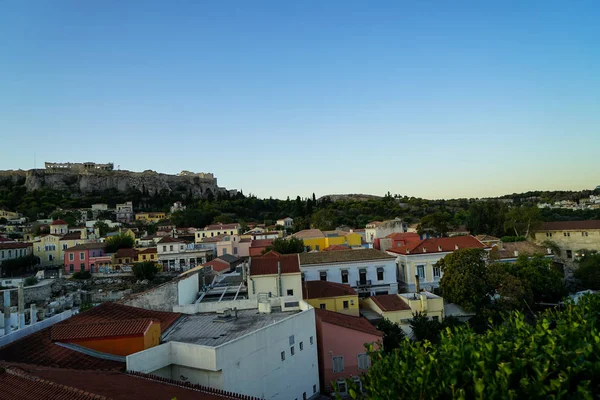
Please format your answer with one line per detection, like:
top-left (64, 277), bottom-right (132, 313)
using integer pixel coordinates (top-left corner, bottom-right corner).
top-left (127, 299), bottom-right (320, 400)
top-left (45, 161), bottom-right (114, 171)
top-left (362, 291), bottom-right (444, 335)
top-left (533, 220), bottom-right (600, 262)
top-left (50, 219), bottom-right (69, 235)
top-left (276, 217), bottom-right (294, 229)
top-left (195, 223), bottom-right (241, 242)
top-left (365, 218), bottom-right (407, 243)
top-left (170, 201), bottom-right (186, 214)
top-left (249, 239), bottom-right (273, 257)
top-left (386, 236), bottom-right (487, 292)
top-left (113, 248), bottom-right (139, 270)
top-left (292, 229), bottom-right (362, 252)
top-left (0, 210), bottom-right (19, 220)
top-left (489, 241), bottom-right (554, 263)
top-left (475, 234), bottom-right (502, 247)
top-left (374, 232), bottom-right (421, 252)
top-left (299, 249), bottom-right (398, 297)
top-left (137, 247), bottom-right (158, 264)
top-left (34, 231), bottom-right (86, 267)
top-left (247, 251), bottom-right (303, 299)
top-left (242, 231), bottom-right (281, 241)
top-left (302, 280), bottom-right (359, 316)
top-left (157, 236), bottom-right (211, 271)
top-left (0, 242), bottom-right (33, 275)
top-left (116, 201), bottom-right (134, 223)
top-left (63, 243), bottom-right (111, 274)
top-left (314, 308), bottom-right (382, 395)
top-left (135, 212), bottom-right (166, 224)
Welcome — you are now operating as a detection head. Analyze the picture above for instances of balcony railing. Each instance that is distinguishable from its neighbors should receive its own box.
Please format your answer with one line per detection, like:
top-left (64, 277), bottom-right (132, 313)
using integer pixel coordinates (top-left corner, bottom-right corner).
top-left (356, 279), bottom-right (372, 287)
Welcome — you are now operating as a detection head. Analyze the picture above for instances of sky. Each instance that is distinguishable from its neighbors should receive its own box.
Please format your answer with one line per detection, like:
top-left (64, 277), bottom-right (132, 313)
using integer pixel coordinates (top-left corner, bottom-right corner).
top-left (1, 1), bottom-right (599, 200)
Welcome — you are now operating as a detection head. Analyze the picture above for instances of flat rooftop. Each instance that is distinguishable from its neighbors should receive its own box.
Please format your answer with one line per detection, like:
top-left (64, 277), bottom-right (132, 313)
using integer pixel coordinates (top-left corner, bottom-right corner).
top-left (163, 307), bottom-right (298, 347)
top-left (398, 291), bottom-right (440, 300)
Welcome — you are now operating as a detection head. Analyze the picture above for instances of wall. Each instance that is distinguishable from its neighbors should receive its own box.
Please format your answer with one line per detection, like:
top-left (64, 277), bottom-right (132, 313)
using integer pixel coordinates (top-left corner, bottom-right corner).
top-left (0, 310), bottom-right (73, 347)
top-left (534, 229), bottom-right (600, 260)
top-left (121, 279), bottom-right (178, 312)
top-left (306, 295), bottom-right (359, 316)
top-left (394, 252), bottom-right (449, 291)
top-left (67, 332), bottom-right (149, 356)
top-left (301, 259), bottom-right (398, 295)
top-left (248, 273), bottom-right (302, 299)
top-left (177, 273), bottom-right (199, 305)
top-left (318, 320), bottom-right (381, 393)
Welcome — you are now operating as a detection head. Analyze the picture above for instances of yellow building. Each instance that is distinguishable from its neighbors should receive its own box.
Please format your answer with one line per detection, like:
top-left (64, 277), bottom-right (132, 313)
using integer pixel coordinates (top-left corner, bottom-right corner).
top-left (0, 210), bottom-right (19, 220)
top-left (34, 231), bottom-right (85, 267)
top-left (362, 292), bottom-right (444, 335)
top-left (135, 212), bottom-right (167, 223)
top-left (292, 229), bottom-right (362, 251)
top-left (302, 280), bottom-right (359, 316)
top-left (247, 252), bottom-right (303, 299)
top-left (533, 220), bottom-right (600, 262)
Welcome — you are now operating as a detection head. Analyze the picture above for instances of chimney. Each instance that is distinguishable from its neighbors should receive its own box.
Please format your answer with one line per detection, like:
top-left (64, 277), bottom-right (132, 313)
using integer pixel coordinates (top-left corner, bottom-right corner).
top-left (3, 291), bottom-right (10, 335)
top-left (277, 261), bottom-right (282, 297)
top-left (18, 283), bottom-right (24, 329)
top-left (30, 304), bottom-right (37, 325)
top-left (514, 250), bottom-right (519, 257)
top-left (455, 244), bottom-right (459, 250)
top-left (438, 246), bottom-right (442, 252)
top-left (547, 248), bottom-right (552, 255)
top-left (415, 274), bottom-right (421, 293)
top-left (422, 247), bottom-right (427, 253)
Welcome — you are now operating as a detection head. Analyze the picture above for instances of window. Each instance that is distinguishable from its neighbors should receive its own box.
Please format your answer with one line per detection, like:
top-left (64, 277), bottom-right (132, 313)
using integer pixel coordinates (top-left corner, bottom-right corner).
top-left (162, 246), bottom-right (166, 251)
top-left (169, 245), bottom-right (173, 251)
top-left (230, 231), bottom-right (233, 235)
top-left (320, 271), bottom-right (327, 281)
top-left (377, 267), bottom-right (384, 281)
top-left (567, 250), bottom-right (573, 259)
top-left (233, 247), bottom-right (238, 255)
top-left (301, 272), bottom-right (305, 281)
top-left (432, 316), bottom-right (439, 322)
top-left (341, 270), bottom-right (349, 283)
top-left (300, 342), bottom-right (303, 351)
top-left (582, 232), bottom-right (589, 237)
top-left (281, 351), bottom-right (285, 361)
top-left (7, 250), bottom-right (11, 258)
top-left (69, 264), bottom-right (74, 273)
top-left (69, 253), bottom-right (74, 261)
top-left (313, 385), bottom-right (316, 394)
top-left (48, 254), bottom-right (53, 261)
top-left (310, 336), bottom-right (314, 345)
top-left (80, 252), bottom-right (85, 260)
top-left (332, 356), bottom-right (344, 372)
top-left (337, 381), bottom-right (347, 394)
top-left (343, 300), bottom-right (349, 309)
top-left (62, 244), bottom-right (68, 250)
top-left (0, 251), bottom-right (3, 259)
top-left (320, 303), bottom-right (326, 309)
top-left (287, 289), bottom-right (294, 296)
top-left (315, 245), bottom-right (319, 251)
top-left (143, 255), bottom-right (147, 260)
top-left (358, 353), bottom-right (370, 370)
top-left (291, 346), bottom-right (295, 356)
top-left (80, 263), bottom-right (85, 271)
top-left (417, 265), bottom-right (425, 280)
top-left (433, 266), bottom-right (441, 278)
top-left (289, 335), bottom-right (295, 345)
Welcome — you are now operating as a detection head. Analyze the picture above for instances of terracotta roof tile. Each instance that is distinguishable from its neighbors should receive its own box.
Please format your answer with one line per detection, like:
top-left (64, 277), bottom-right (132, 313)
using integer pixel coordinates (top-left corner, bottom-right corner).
top-left (66, 243), bottom-right (106, 251)
top-left (299, 249), bottom-right (394, 265)
top-left (370, 294), bottom-right (411, 312)
top-left (322, 244), bottom-right (350, 251)
top-left (114, 248), bottom-right (138, 258)
top-left (59, 232), bottom-right (83, 241)
top-left (157, 236), bottom-right (187, 244)
top-left (249, 239), bottom-right (273, 248)
top-left (0, 242), bottom-right (31, 250)
top-left (51, 319), bottom-right (155, 342)
top-left (540, 220), bottom-right (600, 231)
top-left (302, 281), bottom-right (356, 299)
top-left (138, 247), bottom-right (157, 254)
top-left (202, 259), bottom-right (230, 273)
top-left (386, 235), bottom-right (486, 255)
top-left (250, 254), bottom-right (300, 276)
top-left (203, 223), bottom-right (239, 231)
top-left (51, 220), bottom-right (68, 225)
top-left (292, 229), bottom-right (325, 239)
top-left (315, 309), bottom-right (382, 337)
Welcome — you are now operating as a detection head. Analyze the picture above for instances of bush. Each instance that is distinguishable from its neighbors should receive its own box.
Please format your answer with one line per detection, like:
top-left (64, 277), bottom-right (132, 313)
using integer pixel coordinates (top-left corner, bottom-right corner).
top-left (132, 261), bottom-right (158, 281)
top-left (500, 236), bottom-right (526, 242)
top-left (23, 277), bottom-right (38, 287)
top-left (72, 271), bottom-right (92, 280)
top-left (347, 293), bottom-right (600, 399)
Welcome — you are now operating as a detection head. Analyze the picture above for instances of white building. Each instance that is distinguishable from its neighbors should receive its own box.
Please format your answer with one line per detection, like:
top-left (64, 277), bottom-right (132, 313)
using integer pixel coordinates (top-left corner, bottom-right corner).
top-left (0, 242), bottom-right (33, 267)
top-left (116, 201), bottom-right (134, 223)
top-left (365, 218), bottom-right (407, 243)
top-left (157, 236), bottom-right (212, 271)
top-left (170, 201), bottom-right (186, 214)
top-left (248, 252), bottom-right (303, 300)
top-left (195, 223), bottom-right (241, 243)
top-left (386, 236), bottom-right (487, 292)
top-left (276, 217), bottom-right (294, 229)
top-left (299, 249), bottom-right (398, 297)
top-left (127, 299), bottom-right (320, 400)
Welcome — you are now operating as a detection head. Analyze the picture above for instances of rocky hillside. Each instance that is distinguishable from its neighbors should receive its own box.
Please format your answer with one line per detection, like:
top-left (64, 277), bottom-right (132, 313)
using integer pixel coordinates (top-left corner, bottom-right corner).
top-left (319, 193), bottom-right (383, 202)
top-left (0, 168), bottom-right (229, 197)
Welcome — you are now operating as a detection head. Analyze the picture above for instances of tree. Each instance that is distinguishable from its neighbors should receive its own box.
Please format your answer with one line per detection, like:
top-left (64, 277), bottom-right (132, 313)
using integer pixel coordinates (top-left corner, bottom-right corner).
top-left (263, 237), bottom-right (307, 254)
top-left (0, 217), bottom-right (7, 224)
top-left (504, 205), bottom-right (541, 238)
top-left (439, 248), bottom-right (491, 312)
top-left (347, 294), bottom-right (600, 399)
top-left (465, 201), bottom-right (508, 237)
top-left (1, 254), bottom-right (39, 277)
top-left (132, 261), bottom-right (158, 281)
top-left (417, 212), bottom-right (452, 237)
top-left (574, 251), bottom-right (600, 290)
top-left (310, 209), bottom-right (336, 230)
top-left (376, 318), bottom-right (406, 352)
top-left (105, 233), bottom-right (134, 253)
top-left (94, 221), bottom-right (111, 236)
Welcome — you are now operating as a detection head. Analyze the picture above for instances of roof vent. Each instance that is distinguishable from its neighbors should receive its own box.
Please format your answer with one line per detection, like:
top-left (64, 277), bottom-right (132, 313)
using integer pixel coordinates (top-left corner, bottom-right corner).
top-left (455, 244), bottom-right (459, 250)
top-left (422, 247), bottom-right (427, 253)
top-left (547, 248), bottom-right (552, 254)
top-left (213, 308), bottom-right (238, 322)
top-left (438, 246), bottom-right (443, 252)
top-left (514, 250), bottom-right (519, 257)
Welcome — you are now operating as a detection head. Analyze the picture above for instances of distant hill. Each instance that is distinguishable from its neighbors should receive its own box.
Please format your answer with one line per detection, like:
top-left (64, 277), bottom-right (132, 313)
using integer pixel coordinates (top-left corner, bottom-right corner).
top-left (319, 194), bottom-right (383, 202)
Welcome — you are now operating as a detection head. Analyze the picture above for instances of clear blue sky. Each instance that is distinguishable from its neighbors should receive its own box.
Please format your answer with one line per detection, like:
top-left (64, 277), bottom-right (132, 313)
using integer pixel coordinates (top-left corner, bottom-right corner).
top-left (2, 1), bottom-right (599, 200)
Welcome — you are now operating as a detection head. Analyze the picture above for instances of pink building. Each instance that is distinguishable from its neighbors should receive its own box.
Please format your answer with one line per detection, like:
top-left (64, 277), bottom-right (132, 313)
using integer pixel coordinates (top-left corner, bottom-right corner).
top-left (315, 308), bottom-right (382, 395)
top-left (63, 243), bottom-right (110, 274)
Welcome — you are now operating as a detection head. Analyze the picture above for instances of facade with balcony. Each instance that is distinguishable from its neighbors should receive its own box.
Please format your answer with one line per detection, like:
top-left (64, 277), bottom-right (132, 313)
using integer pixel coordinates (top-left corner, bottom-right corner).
top-left (299, 249), bottom-right (398, 297)
top-left (156, 236), bottom-right (211, 272)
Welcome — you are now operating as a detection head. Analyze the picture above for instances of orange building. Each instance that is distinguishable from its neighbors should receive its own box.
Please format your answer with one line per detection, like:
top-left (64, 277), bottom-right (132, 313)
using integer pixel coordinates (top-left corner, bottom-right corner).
top-left (50, 318), bottom-right (161, 356)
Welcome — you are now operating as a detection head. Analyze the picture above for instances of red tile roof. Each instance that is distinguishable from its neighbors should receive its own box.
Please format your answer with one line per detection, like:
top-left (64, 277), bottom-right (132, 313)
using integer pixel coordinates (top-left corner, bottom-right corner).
top-left (204, 223), bottom-right (239, 231)
top-left (51, 319), bottom-right (155, 342)
top-left (0, 242), bottom-right (31, 250)
top-left (59, 232), bottom-right (83, 241)
top-left (51, 220), bottom-right (68, 225)
top-left (202, 234), bottom-right (229, 243)
top-left (386, 232), bottom-right (421, 242)
top-left (370, 294), bottom-right (411, 312)
top-left (138, 247), bottom-right (157, 254)
top-left (249, 239), bottom-right (273, 248)
top-left (292, 229), bottom-right (325, 239)
top-left (322, 244), bottom-right (350, 251)
top-left (114, 248), bottom-right (138, 258)
top-left (2, 364), bottom-right (259, 400)
top-left (302, 281), bottom-right (356, 299)
top-left (540, 220), bottom-right (600, 231)
top-left (157, 236), bottom-right (186, 244)
top-left (386, 235), bottom-right (486, 255)
top-left (315, 309), bottom-right (382, 337)
top-left (202, 258), bottom-right (230, 273)
top-left (250, 253), bottom-right (300, 276)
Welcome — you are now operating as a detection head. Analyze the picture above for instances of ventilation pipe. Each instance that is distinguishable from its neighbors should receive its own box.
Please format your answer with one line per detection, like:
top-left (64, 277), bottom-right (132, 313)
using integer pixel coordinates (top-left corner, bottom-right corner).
top-left (277, 261), bottom-right (283, 297)
top-left (18, 283), bottom-right (24, 329)
top-left (3, 291), bottom-right (11, 335)
top-left (30, 304), bottom-right (37, 325)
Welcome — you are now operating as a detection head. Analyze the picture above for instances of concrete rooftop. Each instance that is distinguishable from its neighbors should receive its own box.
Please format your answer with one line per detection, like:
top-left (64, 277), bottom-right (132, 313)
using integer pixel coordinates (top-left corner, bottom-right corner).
top-left (163, 307), bottom-right (298, 347)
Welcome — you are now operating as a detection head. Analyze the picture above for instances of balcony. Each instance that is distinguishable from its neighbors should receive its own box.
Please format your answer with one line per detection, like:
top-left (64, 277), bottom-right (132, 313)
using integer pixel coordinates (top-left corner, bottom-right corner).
top-left (356, 279), bottom-right (372, 288)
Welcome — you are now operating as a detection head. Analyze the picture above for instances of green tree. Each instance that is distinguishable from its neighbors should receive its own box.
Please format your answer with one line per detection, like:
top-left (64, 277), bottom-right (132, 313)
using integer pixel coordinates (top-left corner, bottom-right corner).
top-left (574, 251), bottom-right (600, 290)
top-left (417, 212), bottom-right (452, 237)
top-left (94, 221), bottom-right (111, 236)
top-left (263, 237), bottom-right (307, 254)
top-left (0, 217), bottom-right (7, 224)
top-left (504, 205), bottom-right (542, 238)
top-left (376, 318), bottom-right (406, 352)
top-left (132, 261), bottom-right (158, 281)
top-left (311, 209), bottom-right (336, 230)
top-left (465, 201), bottom-right (508, 237)
top-left (105, 233), bottom-right (134, 253)
top-left (346, 294), bottom-right (600, 399)
top-left (439, 248), bottom-right (491, 312)
top-left (1, 254), bottom-right (39, 277)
